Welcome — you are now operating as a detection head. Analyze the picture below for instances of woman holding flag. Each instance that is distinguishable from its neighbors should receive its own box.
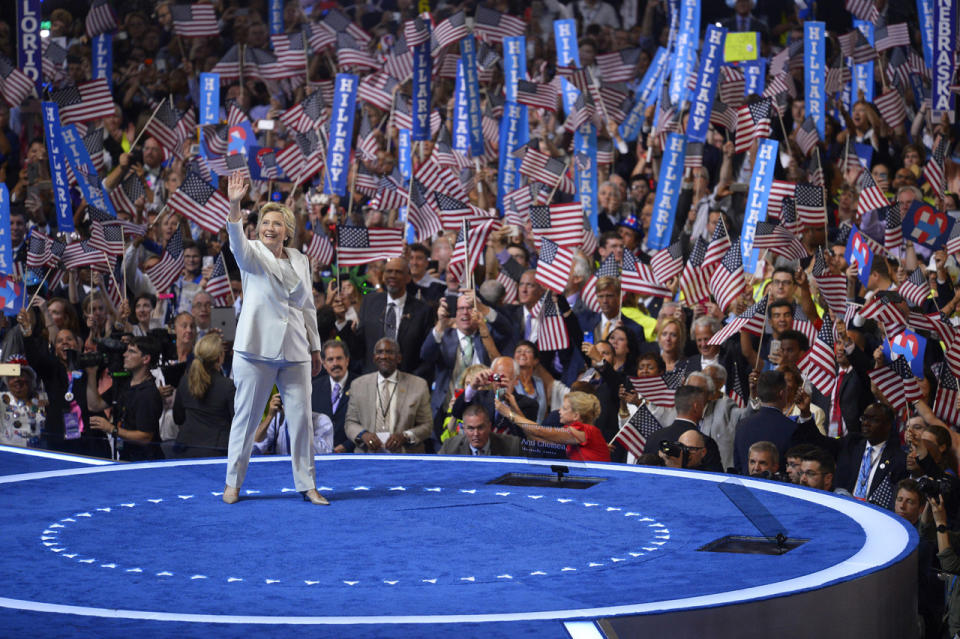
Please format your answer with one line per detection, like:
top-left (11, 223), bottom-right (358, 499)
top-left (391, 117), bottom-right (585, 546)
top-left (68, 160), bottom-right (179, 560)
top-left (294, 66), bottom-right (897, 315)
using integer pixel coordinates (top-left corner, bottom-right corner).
top-left (222, 173), bottom-right (327, 506)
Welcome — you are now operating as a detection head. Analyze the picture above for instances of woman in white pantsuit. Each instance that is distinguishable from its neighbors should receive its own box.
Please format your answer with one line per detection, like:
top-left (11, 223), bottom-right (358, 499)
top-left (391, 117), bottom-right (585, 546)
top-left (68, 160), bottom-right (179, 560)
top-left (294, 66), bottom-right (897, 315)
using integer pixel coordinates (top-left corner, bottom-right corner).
top-left (223, 173), bottom-right (327, 505)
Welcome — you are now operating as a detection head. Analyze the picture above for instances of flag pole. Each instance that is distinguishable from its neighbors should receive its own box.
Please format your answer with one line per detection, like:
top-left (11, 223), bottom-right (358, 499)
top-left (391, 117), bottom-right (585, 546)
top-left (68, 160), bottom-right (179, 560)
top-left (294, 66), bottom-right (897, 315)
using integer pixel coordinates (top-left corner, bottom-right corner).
top-left (25, 267), bottom-right (54, 310)
top-left (103, 255), bottom-right (121, 297)
top-left (816, 147), bottom-right (828, 247)
top-left (345, 152), bottom-right (358, 221)
top-left (546, 155), bottom-right (572, 204)
top-left (128, 100), bottom-right (166, 153)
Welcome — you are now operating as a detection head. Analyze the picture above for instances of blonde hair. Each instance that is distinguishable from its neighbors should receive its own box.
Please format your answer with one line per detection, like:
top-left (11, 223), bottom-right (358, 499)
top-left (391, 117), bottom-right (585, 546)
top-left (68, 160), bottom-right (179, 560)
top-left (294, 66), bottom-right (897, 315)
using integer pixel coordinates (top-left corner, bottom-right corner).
top-left (258, 202), bottom-right (296, 246)
top-left (565, 391), bottom-right (601, 425)
top-left (187, 333), bottom-right (223, 399)
top-left (656, 317), bottom-right (687, 352)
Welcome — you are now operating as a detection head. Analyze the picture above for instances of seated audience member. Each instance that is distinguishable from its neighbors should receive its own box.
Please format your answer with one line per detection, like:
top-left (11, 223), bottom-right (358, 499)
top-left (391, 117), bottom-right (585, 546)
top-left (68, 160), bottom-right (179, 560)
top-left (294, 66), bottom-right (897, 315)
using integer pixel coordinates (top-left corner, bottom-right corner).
top-left (784, 444), bottom-right (819, 484)
top-left (908, 424), bottom-right (960, 523)
top-left (253, 392), bottom-right (333, 456)
top-left (747, 441), bottom-right (780, 478)
top-left (172, 333), bottom-right (235, 458)
top-left (733, 371), bottom-right (811, 474)
top-left (798, 448), bottom-right (844, 494)
top-left (497, 391), bottom-right (610, 462)
top-left (926, 493), bottom-right (960, 638)
top-left (312, 339), bottom-right (354, 453)
top-left (439, 404), bottom-right (521, 456)
top-left (451, 356), bottom-right (539, 436)
top-left (345, 338), bottom-right (433, 453)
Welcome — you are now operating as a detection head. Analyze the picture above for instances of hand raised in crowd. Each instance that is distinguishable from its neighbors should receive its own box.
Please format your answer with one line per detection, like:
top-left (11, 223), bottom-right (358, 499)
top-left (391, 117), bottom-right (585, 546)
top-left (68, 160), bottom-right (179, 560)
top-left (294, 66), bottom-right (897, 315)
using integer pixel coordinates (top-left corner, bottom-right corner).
top-left (872, 345), bottom-right (885, 369)
top-left (227, 171), bottom-right (248, 205)
top-left (435, 297), bottom-right (454, 332)
top-left (618, 384), bottom-right (640, 406)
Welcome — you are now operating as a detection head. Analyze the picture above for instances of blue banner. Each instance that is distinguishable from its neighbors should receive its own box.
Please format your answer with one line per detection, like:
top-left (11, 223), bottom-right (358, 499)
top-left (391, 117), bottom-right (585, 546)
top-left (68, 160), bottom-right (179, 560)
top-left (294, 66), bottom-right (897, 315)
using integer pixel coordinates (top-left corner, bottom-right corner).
top-left (620, 46), bottom-right (669, 142)
top-left (932, 0), bottom-right (956, 115)
top-left (852, 142), bottom-right (873, 170)
top-left (459, 34), bottom-right (484, 157)
top-left (853, 20), bottom-right (874, 103)
top-left (269, 0), bottom-right (283, 35)
top-left (0, 185), bottom-right (10, 276)
top-left (453, 60), bottom-right (469, 155)
top-left (669, 0), bottom-right (699, 106)
top-left (743, 138), bottom-right (778, 274)
top-left (743, 58), bottom-right (766, 96)
top-left (17, 0), bottom-right (41, 88)
top-left (883, 329), bottom-right (927, 377)
top-left (902, 200), bottom-right (955, 250)
top-left (41, 102), bottom-right (74, 233)
top-left (324, 73), bottom-right (358, 196)
top-left (686, 26), bottom-right (725, 144)
top-left (398, 129), bottom-right (412, 181)
top-left (199, 73), bottom-right (220, 125)
top-left (553, 19), bottom-right (581, 114)
top-left (804, 22), bottom-right (826, 139)
top-left (61, 124), bottom-right (117, 217)
top-left (648, 133), bottom-right (687, 251)
top-left (412, 29), bottom-right (432, 142)
top-left (574, 124), bottom-right (598, 233)
top-left (92, 34), bottom-right (113, 90)
top-left (497, 102), bottom-right (528, 212)
top-left (503, 36), bottom-right (525, 103)
top-left (845, 224), bottom-right (874, 288)
top-left (917, 0), bottom-right (934, 73)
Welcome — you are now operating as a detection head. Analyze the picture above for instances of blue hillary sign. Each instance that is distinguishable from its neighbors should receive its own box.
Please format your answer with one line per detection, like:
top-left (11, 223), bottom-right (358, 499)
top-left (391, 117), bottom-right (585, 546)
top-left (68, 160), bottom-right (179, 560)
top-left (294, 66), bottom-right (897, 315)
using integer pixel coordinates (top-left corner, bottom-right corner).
top-left (804, 22), bottom-right (826, 139)
top-left (902, 200), bottom-right (955, 251)
top-left (553, 19), bottom-right (581, 114)
top-left (687, 26), bottom-right (725, 144)
top-left (845, 224), bottom-right (874, 288)
top-left (269, 0), bottom-right (283, 35)
top-left (453, 60), bottom-right (469, 155)
top-left (853, 20), bottom-right (874, 103)
top-left (92, 34), bottom-right (113, 90)
top-left (743, 58), bottom-right (766, 96)
top-left (743, 138), bottom-right (778, 274)
top-left (917, 0), bottom-right (934, 72)
top-left (574, 124), bottom-right (598, 233)
top-left (200, 73), bottom-right (220, 125)
top-left (61, 124), bottom-right (117, 217)
top-left (497, 101), bottom-right (528, 212)
top-left (399, 128), bottom-right (412, 181)
top-left (411, 27), bottom-right (433, 142)
top-left (41, 102), bottom-right (74, 233)
top-left (0, 185), bottom-right (11, 276)
top-left (459, 35), bottom-right (484, 157)
top-left (883, 329), bottom-right (927, 377)
top-left (648, 133), bottom-right (687, 251)
top-left (669, 0), bottom-right (699, 106)
top-left (324, 73), bottom-right (358, 196)
top-left (620, 47), bottom-right (669, 142)
top-left (503, 36), bottom-right (525, 103)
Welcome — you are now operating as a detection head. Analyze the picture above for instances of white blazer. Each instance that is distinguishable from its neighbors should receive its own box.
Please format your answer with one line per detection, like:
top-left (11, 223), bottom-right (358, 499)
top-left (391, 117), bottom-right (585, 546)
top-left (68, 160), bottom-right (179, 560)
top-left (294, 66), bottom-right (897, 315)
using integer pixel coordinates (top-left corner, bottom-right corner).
top-left (226, 220), bottom-right (321, 361)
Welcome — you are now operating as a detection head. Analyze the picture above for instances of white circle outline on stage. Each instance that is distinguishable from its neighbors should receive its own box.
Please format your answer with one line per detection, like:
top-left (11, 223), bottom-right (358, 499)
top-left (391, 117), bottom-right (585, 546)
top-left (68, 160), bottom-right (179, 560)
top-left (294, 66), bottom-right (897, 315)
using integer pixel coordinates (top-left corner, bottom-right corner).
top-left (0, 455), bottom-right (916, 625)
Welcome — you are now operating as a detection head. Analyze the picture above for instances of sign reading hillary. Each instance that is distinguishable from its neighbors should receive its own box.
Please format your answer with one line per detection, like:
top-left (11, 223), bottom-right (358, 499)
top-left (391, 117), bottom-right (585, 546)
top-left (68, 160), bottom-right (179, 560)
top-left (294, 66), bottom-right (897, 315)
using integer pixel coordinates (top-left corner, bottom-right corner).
top-left (61, 124), bottom-right (117, 217)
top-left (917, 0), bottom-right (934, 72)
top-left (574, 124), bottom-right (598, 233)
top-left (411, 23), bottom-right (432, 142)
top-left (324, 73), bottom-right (358, 196)
top-left (686, 26), bottom-right (725, 144)
top-left (669, 0), bottom-right (699, 105)
top-left (453, 60), bottom-right (469, 155)
top-left (743, 138), bottom-right (778, 274)
top-left (648, 133), bottom-right (687, 251)
top-left (932, 0), bottom-right (956, 115)
top-left (269, 0), bottom-right (283, 34)
top-left (459, 34), bottom-right (484, 156)
top-left (498, 102), bottom-right (528, 212)
top-left (503, 36), bottom-right (525, 103)
top-left (41, 102), bottom-right (74, 233)
top-left (804, 22), bottom-right (826, 139)
top-left (845, 224), bottom-right (874, 288)
top-left (200, 73), bottom-right (220, 125)
top-left (743, 59), bottom-right (765, 96)
top-left (18, 0), bottom-right (41, 87)
top-left (902, 200), bottom-right (954, 250)
top-left (853, 20), bottom-right (874, 103)
top-left (92, 34), bottom-right (113, 90)
top-left (398, 128), bottom-right (412, 181)
top-left (0, 185), bottom-right (10, 275)
top-left (620, 46), bottom-right (668, 142)
top-left (883, 329), bottom-right (927, 377)
top-left (553, 19), bottom-right (580, 114)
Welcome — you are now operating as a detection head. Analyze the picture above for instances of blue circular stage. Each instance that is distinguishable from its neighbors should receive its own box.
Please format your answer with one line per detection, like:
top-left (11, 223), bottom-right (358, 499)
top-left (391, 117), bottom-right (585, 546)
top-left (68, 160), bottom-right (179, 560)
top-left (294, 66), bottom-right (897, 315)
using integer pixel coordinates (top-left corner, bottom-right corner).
top-left (0, 455), bottom-right (917, 638)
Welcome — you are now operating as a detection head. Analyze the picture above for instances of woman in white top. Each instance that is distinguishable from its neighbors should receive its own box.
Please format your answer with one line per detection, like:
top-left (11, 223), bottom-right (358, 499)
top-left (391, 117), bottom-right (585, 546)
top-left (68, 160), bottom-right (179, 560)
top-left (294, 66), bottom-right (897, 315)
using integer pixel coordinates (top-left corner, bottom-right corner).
top-left (223, 173), bottom-right (327, 505)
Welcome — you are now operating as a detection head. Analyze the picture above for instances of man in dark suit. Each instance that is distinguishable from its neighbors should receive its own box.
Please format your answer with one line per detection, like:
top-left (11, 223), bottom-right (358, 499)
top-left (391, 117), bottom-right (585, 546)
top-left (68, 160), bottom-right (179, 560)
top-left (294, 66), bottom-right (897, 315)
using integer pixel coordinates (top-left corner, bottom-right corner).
top-left (440, 403), bottom-right (521, 456)
top-left (830, 328), bottom-right (875, 436)
top-left (643, 385), bottom-right (723, 472)
top-left (720, 0), bottom-right (770, 45)
top-left (833, 402), bottom-right (907, 510)
top-left (338, 257), bottom-right (435, 380)
top-left (311, 340), bottom-right (354, 453)
top-left (576, 276), bottom-right (645, 345)
top-left (733, 370), bottom-right (805, 473)
top-left (450, 357), bottom-right (539, 436)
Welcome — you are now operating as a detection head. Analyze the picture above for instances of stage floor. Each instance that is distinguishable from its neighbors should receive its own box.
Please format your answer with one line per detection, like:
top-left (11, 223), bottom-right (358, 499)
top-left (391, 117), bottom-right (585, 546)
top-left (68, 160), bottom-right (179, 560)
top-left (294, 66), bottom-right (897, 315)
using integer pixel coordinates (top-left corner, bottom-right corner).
top-left (0, 450), bottom-right (915, 638)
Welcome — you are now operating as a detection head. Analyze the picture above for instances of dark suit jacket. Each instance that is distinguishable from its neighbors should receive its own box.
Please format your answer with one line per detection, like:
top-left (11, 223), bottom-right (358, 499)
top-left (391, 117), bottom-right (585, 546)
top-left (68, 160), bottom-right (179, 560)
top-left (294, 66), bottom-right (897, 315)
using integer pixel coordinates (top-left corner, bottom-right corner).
top-left (439, 431), bottom-right (522, 457)
top-left (733, 406), bottom-right (800, 474)
top-left (834, 433), bottom-right (908, 509)
top-left (341, 291), bottom-right (435, 380)
top-left (576, 311), bottom-right (646, 345)
top-left (451, 389), bottom-right (539, 438)
top-left (503, 302), bottom-right (584, 385)
top-left (311, 373), bottom-right (354, 452)
top-left (643, 419), bottom-right (724, 472)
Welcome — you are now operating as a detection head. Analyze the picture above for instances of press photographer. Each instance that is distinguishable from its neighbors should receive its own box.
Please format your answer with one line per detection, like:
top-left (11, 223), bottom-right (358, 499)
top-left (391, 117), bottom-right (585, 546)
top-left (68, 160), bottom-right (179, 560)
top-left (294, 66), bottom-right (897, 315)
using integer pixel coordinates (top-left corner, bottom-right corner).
top-left (87, 337), bottom-right (164, 461)
top-left (907, 423), bottom-right (960, 526)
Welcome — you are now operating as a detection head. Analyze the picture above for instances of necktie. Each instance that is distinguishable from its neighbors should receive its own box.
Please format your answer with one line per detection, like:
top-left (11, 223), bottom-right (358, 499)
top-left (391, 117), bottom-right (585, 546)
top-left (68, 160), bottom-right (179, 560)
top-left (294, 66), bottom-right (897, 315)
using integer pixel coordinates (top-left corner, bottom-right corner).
top-left (829, 370), bottom-right (846, 437)
top-left (601, 321), bottom-right (611, 341)
top-left (377, 379), bottom-right (393, 432)
top-left (461, 335), bottom-right (474, 367)
top-left (384, 302), bottom-right (397, 340)
top-left (472, 448), bottom-right (479, 456)
top-left (525, 313), bottom-right (533, 339)
top-left (854, 444), bottom-right (873, 499)
top-left (331, 382), bottom-right (341, 414)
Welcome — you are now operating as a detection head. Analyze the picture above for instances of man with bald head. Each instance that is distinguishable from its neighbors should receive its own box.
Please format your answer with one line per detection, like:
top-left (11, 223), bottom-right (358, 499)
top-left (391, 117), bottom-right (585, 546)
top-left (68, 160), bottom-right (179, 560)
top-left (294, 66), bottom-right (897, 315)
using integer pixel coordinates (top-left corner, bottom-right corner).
top-left (337, 256), bottom-right (434, 379)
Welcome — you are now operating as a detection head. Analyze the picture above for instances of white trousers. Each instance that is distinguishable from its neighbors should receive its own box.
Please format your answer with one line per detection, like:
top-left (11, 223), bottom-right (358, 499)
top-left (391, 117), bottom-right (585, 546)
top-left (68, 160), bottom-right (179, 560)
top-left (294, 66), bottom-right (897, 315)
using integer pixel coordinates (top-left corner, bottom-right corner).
top-left (226, 354), bottom-right (315, 492)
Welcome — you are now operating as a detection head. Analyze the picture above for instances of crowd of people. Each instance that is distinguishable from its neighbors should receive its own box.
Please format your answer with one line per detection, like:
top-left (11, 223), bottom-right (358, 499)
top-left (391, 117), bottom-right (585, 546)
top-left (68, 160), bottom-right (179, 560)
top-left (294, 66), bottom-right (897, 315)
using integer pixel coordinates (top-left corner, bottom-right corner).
top-left (0, 0), bottom-right (959, 634)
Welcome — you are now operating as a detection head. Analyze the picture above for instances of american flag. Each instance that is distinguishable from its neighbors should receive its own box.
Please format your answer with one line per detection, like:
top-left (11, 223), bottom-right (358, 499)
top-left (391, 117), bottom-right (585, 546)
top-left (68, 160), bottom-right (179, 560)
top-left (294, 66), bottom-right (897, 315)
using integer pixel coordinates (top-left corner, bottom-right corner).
top-left (275, 129), bottom-right (325, 185)
top-left (336, 225), bottom-right (404, 266)
top-left (62, 240), bottom-right (107, 270)
top-left (145, 99), bottom-right (192, 153)
top-left (210, 44), bottom-right (244, 78)
top-left (337, 33), bottom-right (379, 70)
top-left (473, 6), bottom-right (524, 43)
top-left (838, 30), bottom-right (877, 65)
top-left (496, 257), bottom-right (526, 305)
top-left (146, 229), bottom-right (185, 293)
top-left (89, 218), bottom-right (124, 256)
top-left (595, 48), bottom-right (642, 83)
top-left (718, 67), bottom-right (746, 108)
top-left (735, 98), bottom-right (773, 153)
top-left (629, 368), bottom-right (685, 408)
top-left (751, 221), bottom-right (808, 261)
top-left (709, 298), bottom-right (769, 346)
top-left (703, 218), bottom-right (732, 268)
top-left (536, 293), bottom-right (569, 352)
top-left (565, 91), bottom-right (597, 133)
top-left (924, 136), bottom-right (949, 199)
top-left (202, 124), bottom-right (229, 156)
top-left (795, 116), bottom-right (820, 156)
top-left (778, 197), bottom-right (802, 236)
top-left (650, 241), bottom-right (685, 283)
top-left (621, 251), bottom-right (672, 298)
top-left (111, 173), bottom-right (146, 217)
top-left (825, 65), bottom-right (852, 94)
top-left (406, 181), bottom-right (443, 242)
top-left (101, 255), bottom-right (125, 310)
top-left (432, 11), bottom-right (468, 51)
top-left (909, 311), bottom-right (954, 347)
top-left (678, 237), bottom-right (713, 305)
top-left (85, 0), bottom-right (117, 37)
top-left (51, 80), bottom-right (114, 124)
top-left (519, 148), bottom-right (573, 193)
top-left (899, 267), bottom-right (931, 307)
top-left (26, 231), bottom-right (53, 269)
top-left (357, 113), bottom-right (381, 162)
top-left (874, 24), bottom-right (910, 51)
top-left (791, 306), bottom-right (818, 347)
top-left (535, 238), bottom-right (575, 294)
top-left (530, 203), bottom-right (583, 248)
top-left (321, 8), bottom-right (372, 48)
top-left (271, 31), bottom-right (308, 76)
top-left (255, 147), bottom-right (281, 180)
top-left (684, 142), bottom-right (704, 169)
top-left (811, 248), bottom-right (847, 317)
top-left (710, 97), bottom-right (738, 133)
top-left (793, 183), bottom-right (826, 227)
top-left (245, 47), bottom-right (286, 82)
top-left (82, 127), bottom-right (106, 174)
top-left (168, 171), bottom-right (230, 234)
top-left (42, 38), bottom-right (68, 83)
top-left (516, 80), bottom-right (558, 112)
top-left (0, 55), bottom-right (35, 108)
top-left (357, 72), bottom-right (399, 112)
top-left (281, 89), bottom-right (326, 134)
top-left (433, 192), bottom-right (486, 230)
top-left (205, 253), bottom-right (232, 306)
top-left (302, 231), bottom-right (335, 266)
top-left (861, 295), bottom-right (907, 338)
top-left (404, 16), bottom-right (431, 48)
top-left (450, 218), bottom-right (501, 278)
top-left (857, 171), bottom-right (890, 216)
top-left (868, 356), bottom-right (923, 412)
top-left (392, 99), bottom-right (442, 136)
top-left (885, 48), bottom-right (911, 89)
top-left (799, 311), bottom-right (838, 397)
top-left (618, 404), bottom-right (662, 456)
top-left (305, 22), bottom-right (336, 54)
top-left (933, 363), bottom-right (960, 428)
top-left (172, 3), bottom-right (220, 37)
top-left (845, 0), bottom-right (879, 24)
top-left (709, 241), bottom-right (745, 312)
top-left (383, 42), bottom-right (414, 83)
top-left (875, 89), bottom-right (906, 128)
top-left (880, 204), bottom-right (903, 252)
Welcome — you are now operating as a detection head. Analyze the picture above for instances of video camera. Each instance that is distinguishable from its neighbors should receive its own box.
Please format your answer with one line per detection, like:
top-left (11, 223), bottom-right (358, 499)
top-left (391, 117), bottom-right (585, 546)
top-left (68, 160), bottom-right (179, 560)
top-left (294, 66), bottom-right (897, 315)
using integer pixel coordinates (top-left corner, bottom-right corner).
top-left (70, 338), bottom-right (128, 375)
top-left (660, 440), bottom-right (692, 468)
top-left (147, 328), bottom-right (178, 365)
top-left (917, 475), bottom-right (952, 501)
